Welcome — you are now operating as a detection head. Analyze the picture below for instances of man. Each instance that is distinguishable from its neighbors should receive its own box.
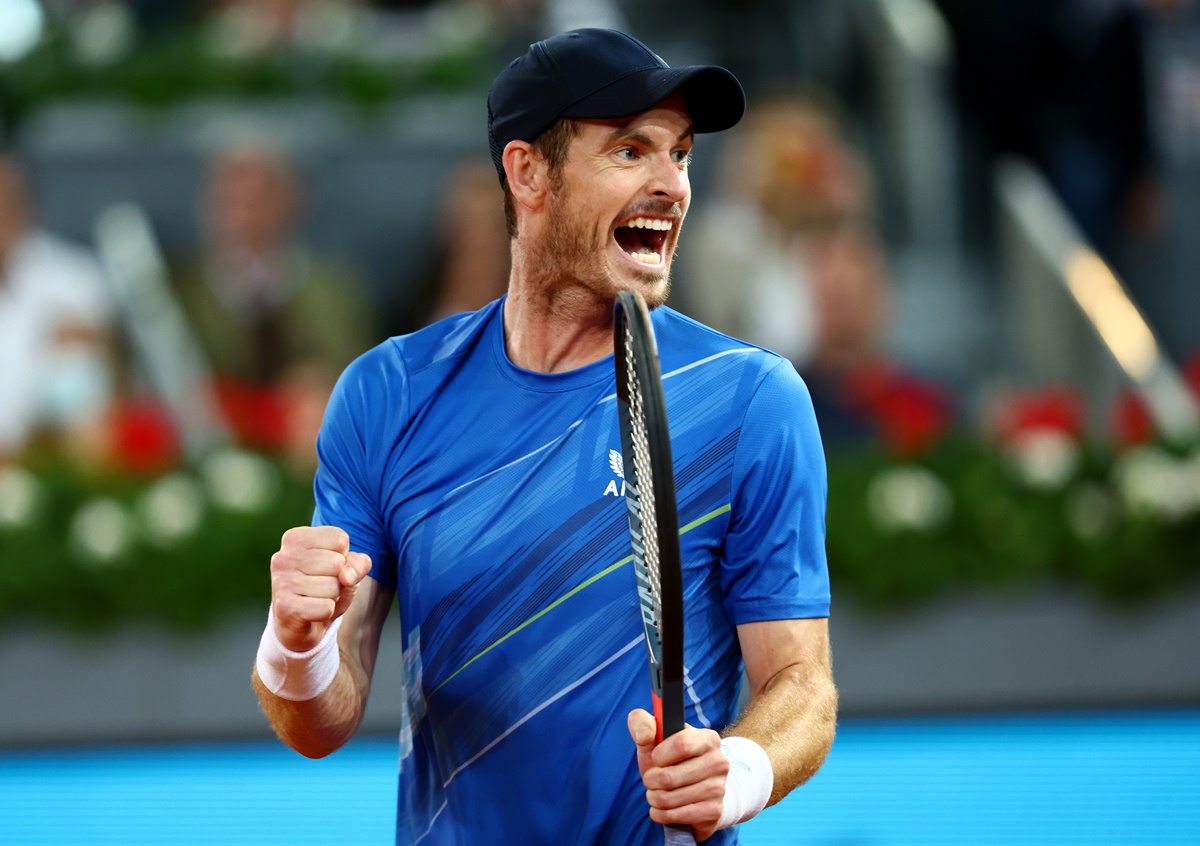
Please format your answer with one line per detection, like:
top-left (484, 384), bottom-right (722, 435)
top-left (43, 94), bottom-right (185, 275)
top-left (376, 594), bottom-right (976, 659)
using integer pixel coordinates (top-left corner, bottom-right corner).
top-left (252, 29), bottom-right (836, 844)
top-left (175, 144), bottom-right (374, 387)
top-left (0, 154), bottom-right (115, 460)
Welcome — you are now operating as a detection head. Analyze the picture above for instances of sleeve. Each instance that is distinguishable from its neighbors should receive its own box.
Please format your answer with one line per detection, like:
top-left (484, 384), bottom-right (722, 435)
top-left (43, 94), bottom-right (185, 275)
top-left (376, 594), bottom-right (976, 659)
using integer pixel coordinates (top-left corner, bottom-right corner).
top-left (311, 348), bottom-right (402, 588)
top-left (721, 358), bottom-right (830, 623)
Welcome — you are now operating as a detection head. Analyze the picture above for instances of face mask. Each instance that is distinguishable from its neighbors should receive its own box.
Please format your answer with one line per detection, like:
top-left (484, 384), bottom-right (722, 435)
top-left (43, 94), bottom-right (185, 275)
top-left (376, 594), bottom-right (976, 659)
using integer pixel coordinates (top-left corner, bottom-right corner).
top-left (40, 345), bottom-right (112, 426)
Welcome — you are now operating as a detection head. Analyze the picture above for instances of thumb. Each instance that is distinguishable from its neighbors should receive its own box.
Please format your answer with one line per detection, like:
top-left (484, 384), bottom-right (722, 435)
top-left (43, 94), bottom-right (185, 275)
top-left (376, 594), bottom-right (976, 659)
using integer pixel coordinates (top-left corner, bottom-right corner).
top-left (628, 708), bottom-right (657, 777)
top-left (340, 552), bottom-right (372, 588)
top-left (331, 552), bottom-right (372, 619)
top-left (628, 708), bottom-right (656, 746)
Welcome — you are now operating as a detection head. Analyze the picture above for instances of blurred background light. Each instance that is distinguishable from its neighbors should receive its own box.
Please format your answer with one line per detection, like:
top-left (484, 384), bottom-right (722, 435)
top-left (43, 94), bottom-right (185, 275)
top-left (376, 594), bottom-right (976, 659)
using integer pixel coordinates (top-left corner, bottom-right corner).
top-left (0, 0), bottom-right (44, 63)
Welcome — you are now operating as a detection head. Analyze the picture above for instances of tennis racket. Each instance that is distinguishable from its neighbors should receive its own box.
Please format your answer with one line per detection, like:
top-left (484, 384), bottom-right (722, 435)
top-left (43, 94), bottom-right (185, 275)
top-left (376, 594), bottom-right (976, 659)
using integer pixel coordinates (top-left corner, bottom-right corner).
top-left (613, 290), bottom-right (694, 846)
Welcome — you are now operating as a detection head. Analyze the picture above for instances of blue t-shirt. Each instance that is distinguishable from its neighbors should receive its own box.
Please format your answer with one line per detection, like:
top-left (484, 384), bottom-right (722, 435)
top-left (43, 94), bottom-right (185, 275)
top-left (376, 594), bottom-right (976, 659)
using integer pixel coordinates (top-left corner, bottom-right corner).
top-left (313, 298), bottom-right (830, 845)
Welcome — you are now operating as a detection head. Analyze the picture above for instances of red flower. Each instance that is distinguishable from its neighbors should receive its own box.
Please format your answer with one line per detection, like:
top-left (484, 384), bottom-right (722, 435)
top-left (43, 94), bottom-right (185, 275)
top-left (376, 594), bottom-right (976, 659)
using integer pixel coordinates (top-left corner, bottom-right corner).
top-left (211, 377), bottom-right (289, 451)
top-left (843, 363), bottom-right (952, 457)
top-left (1110, 388), bottom-right (1156, 448)
top-left (108, 397), bottom-right (181, 476)
top-left (993, 386), bottom-right (1086, 443)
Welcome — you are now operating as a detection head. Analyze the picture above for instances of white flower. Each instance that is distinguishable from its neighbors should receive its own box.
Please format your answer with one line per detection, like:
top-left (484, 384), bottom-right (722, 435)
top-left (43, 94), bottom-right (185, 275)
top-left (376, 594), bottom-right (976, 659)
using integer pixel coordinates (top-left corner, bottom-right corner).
top-left (201, 448), bottom-right (281, 514)
top-left (69, 1), bottom-right (135, 68)
top-left (137, 474), bottom-right (207, 548)
top-left (1113, 445), bottom-right (1196, 522)
top-left (0, 465), bottom-right (42, 529)
top-left (70, 498), bottom-right (134, 567)
top-left (866, 465), bottom-right (953, 534)
top-left (1064, 483), bottom-right (1118, 542)
top-left (294, 0), bottom-right (360, 55)
top-left (1006, 428), bottom-right (1080, 491)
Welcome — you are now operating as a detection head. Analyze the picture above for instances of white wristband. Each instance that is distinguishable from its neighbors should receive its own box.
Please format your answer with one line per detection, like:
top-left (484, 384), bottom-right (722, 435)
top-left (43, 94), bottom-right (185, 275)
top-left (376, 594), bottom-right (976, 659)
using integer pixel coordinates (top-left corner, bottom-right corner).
top-left (255, 608), bottom-right (343, 701)
top-left (716, 736), bottom-right (774, 830)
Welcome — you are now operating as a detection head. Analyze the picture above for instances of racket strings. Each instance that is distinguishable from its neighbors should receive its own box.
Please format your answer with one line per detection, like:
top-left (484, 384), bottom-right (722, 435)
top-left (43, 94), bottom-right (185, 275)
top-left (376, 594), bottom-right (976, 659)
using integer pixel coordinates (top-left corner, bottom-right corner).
top-left (624, 324), bottom-right (663, 621)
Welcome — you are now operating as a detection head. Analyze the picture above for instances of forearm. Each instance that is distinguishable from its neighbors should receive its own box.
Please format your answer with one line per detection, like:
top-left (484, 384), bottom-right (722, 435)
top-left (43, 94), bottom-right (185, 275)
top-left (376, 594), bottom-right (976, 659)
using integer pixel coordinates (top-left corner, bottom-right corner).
top-left (726, 646), bottom-right (838, 804)
top-left (251, 646), bottom-right (369, 758)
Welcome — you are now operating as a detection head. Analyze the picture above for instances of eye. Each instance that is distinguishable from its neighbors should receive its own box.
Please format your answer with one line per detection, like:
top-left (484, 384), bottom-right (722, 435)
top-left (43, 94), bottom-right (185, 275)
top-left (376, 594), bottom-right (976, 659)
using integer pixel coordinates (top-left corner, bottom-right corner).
top-left (616, 147), bottom-right (638, 161)
top-left (671, 149), bottom-right (692, 166)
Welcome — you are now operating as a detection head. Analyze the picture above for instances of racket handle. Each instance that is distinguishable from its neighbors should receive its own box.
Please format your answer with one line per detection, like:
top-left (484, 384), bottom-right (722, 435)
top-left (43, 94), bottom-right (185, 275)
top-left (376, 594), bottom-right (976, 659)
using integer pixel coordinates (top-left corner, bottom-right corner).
top-left (665, 824), bottom-right (697, 845)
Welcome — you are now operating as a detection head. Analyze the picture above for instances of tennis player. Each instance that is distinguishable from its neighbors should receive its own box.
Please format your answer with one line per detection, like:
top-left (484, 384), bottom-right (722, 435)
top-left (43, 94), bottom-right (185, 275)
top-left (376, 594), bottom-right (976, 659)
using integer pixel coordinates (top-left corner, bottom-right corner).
top-left (252, 28), bottom-right (836, 844)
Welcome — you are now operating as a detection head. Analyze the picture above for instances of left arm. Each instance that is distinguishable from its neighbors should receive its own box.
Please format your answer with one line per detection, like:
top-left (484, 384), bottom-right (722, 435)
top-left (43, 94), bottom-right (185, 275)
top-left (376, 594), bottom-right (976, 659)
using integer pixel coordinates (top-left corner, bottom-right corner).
top-left (727, 616), bottom-right (837, 804)
top-left (629, 617), bottom-right (836, 840)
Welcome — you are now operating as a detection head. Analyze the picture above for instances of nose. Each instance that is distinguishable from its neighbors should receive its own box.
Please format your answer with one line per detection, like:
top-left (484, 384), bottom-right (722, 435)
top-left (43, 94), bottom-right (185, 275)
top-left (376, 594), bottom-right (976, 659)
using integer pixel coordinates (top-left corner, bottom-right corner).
top-left (647, 154), bottom-right (689, 206)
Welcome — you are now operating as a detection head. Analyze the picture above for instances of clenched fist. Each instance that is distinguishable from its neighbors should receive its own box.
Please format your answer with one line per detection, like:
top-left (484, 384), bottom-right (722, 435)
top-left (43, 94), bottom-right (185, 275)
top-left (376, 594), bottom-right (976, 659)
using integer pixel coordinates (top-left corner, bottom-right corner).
top-left (270, 526), bottom-right (372, 653)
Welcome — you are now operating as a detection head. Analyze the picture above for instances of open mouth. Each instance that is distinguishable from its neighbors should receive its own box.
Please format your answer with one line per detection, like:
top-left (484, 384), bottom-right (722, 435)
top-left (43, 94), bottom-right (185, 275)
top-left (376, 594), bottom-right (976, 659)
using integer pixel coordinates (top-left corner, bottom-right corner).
top-left (614, 216), bottom-right (673, 266)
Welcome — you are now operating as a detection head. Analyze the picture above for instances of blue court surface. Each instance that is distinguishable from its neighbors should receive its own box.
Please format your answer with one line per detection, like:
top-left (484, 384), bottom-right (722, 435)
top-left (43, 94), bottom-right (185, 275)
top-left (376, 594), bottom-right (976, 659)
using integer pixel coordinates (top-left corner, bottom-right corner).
top-left (2, 709), bottom-right (1197, 845)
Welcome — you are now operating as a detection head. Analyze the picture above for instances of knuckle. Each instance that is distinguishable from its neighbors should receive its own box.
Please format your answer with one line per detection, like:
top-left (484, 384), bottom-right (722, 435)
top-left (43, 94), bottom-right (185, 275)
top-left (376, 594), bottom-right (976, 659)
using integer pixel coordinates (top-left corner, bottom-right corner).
top-left (281, 526), bottom-right (305, 548)
top-left (711, 751), bottom-right (731, 776)
top-left (269, 550), bottom-right (291, 574)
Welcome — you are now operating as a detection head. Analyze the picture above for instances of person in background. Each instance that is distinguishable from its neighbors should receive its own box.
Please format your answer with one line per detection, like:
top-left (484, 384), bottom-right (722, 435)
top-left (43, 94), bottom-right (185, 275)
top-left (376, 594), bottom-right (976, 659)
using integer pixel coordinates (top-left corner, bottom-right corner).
top-left (0, 154), bottom-right (116, 463)
top-left (403, 157), bottom-right (512, 330)
top-left (681, 91), bottom-right (873, 368)
top-left (683, 94), bottom-right (950, 454)
top-left (800, 220), bottom-right (952, 455)
top-left (172, 143), bottom-right (376, 464)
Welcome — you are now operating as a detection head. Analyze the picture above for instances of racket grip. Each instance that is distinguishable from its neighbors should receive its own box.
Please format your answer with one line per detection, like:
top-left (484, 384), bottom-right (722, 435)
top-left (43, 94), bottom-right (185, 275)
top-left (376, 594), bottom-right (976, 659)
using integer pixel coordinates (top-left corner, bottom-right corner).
top-left (665, 824), bottom-right (697, 846)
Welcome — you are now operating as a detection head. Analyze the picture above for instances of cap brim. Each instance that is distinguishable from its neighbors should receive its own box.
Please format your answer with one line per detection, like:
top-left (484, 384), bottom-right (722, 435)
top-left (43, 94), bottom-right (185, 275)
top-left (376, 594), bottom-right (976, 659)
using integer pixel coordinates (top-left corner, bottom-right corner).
top-left (560, 65), bottom-right (746, 133)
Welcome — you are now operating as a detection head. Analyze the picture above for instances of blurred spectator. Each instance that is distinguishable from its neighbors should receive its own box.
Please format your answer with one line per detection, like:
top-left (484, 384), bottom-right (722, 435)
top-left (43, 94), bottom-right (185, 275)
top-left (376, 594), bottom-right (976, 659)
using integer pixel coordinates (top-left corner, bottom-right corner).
top-left (0, 154), bottom-right (116, 462)
top-left (415, 157), bottom-right (510, 327)
top-left (171, 144), bottom-right (376, 464)
top-left (681, 91), bottom-right (873, 366)
top-left (799, 221), bottom-right (952, 456)
top-left (681, 93), bottom-right (951, 454)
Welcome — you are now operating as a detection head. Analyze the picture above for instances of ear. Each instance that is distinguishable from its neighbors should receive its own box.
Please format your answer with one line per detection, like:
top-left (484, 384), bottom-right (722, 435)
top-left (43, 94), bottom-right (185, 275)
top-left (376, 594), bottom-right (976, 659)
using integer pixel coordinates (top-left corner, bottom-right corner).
top-left (503, 140), bottom-right (549, 212)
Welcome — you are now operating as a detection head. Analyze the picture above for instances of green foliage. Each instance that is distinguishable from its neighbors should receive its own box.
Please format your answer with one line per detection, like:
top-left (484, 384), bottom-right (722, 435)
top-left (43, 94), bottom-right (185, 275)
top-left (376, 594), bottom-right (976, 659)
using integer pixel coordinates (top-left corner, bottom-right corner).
top-left (0, 453), bottom-right (313, 633)
top-left (825, 438), bottom-right (1200, 613)
top-left (0, 21), bottom-right (491, 132)
top-left (3, 436), bottom-right (1199, 633)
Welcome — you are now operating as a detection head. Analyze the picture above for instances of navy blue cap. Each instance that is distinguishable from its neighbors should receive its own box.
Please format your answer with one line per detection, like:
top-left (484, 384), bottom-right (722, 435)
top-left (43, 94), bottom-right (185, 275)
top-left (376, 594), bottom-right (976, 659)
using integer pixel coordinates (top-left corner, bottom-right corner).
top-left (487, 29), bottom-right (746, 182)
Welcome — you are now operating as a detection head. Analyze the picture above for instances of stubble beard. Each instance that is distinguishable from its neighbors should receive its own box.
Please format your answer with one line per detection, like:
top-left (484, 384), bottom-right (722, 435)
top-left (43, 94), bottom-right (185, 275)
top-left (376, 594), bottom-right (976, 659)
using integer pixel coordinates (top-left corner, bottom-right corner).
top-left (533, 187), bottom-right (674, 311)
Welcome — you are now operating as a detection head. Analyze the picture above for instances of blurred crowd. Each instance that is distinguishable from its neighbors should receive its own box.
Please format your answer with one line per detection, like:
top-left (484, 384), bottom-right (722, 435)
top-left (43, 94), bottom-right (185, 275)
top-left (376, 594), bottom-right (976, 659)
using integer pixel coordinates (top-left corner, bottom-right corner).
top-left (2, 0), bottom-right (1200, 478)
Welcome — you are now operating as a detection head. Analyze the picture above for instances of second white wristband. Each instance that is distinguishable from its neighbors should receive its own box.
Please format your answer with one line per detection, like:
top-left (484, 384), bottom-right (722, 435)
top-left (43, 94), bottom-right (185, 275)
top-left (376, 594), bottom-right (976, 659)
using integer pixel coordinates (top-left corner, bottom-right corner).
top-left (716, 736), bottom-right (774, 830)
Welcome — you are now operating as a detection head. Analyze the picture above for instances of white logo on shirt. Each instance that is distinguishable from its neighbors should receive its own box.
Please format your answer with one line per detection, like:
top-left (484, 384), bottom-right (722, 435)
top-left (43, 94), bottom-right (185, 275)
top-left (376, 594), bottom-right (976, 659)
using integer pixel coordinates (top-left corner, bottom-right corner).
top-left (604, 449), bottom-right (626, 497)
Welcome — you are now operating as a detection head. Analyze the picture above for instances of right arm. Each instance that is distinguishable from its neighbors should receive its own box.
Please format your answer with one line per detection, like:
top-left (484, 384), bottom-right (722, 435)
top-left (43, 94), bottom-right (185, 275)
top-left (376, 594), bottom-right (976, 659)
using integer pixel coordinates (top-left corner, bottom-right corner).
top-left (251, 526), bottom-right (395, 758)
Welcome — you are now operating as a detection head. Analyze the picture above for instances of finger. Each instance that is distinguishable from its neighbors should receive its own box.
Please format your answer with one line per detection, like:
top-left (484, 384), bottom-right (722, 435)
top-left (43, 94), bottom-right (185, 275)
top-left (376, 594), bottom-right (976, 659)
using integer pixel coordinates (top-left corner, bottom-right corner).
top-left (340, 551), bottom-right (373, 587)
top-left (271, 547), bottom-right (349, 580)
top-left (652, 726), bottom-right (722, 768)
top-left (645, 771), bottom-right (727, 810)
top-left (272, 565), bottom-right (345, 601)
top-left (273, 594), bottom-right (337, 629)
top-left (281, 525), bottom-right (351, 554)
top-left (650, 798), bottom-right (724, 840)
top-left (643, 745), bottom-right (730, 793)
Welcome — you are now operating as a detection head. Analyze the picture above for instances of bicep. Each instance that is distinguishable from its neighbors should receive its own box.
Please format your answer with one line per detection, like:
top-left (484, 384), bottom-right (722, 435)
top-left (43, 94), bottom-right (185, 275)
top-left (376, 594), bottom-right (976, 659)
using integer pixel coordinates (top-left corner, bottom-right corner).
top-left (737, 617), bottom-right (831, 701)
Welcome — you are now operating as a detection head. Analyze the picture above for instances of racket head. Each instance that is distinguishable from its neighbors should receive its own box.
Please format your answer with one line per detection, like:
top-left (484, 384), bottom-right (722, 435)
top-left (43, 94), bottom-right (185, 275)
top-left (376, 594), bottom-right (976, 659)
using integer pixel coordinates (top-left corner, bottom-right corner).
top-left (613, 290), bottom-right (685, 743)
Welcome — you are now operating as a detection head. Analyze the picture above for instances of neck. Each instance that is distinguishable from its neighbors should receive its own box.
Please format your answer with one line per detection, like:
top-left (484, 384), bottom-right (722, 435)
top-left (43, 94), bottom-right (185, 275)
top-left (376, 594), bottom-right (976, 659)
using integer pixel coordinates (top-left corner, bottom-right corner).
top-left (502, 248), bottom-right (615, 374)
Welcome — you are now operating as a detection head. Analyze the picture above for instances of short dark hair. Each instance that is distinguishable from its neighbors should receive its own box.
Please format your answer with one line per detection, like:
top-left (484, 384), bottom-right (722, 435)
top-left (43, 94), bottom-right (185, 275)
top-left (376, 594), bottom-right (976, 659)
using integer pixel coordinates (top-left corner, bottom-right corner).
top-left (502, 117), bottom-right (582, 240)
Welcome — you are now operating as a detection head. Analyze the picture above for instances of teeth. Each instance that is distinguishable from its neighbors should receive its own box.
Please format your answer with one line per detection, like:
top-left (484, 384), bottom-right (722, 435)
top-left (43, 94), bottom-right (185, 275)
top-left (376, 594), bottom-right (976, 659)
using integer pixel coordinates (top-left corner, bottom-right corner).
top-left (625, 217), bottom-right (673, 231)
top-left (629, 250), bottom-right (663, 265)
